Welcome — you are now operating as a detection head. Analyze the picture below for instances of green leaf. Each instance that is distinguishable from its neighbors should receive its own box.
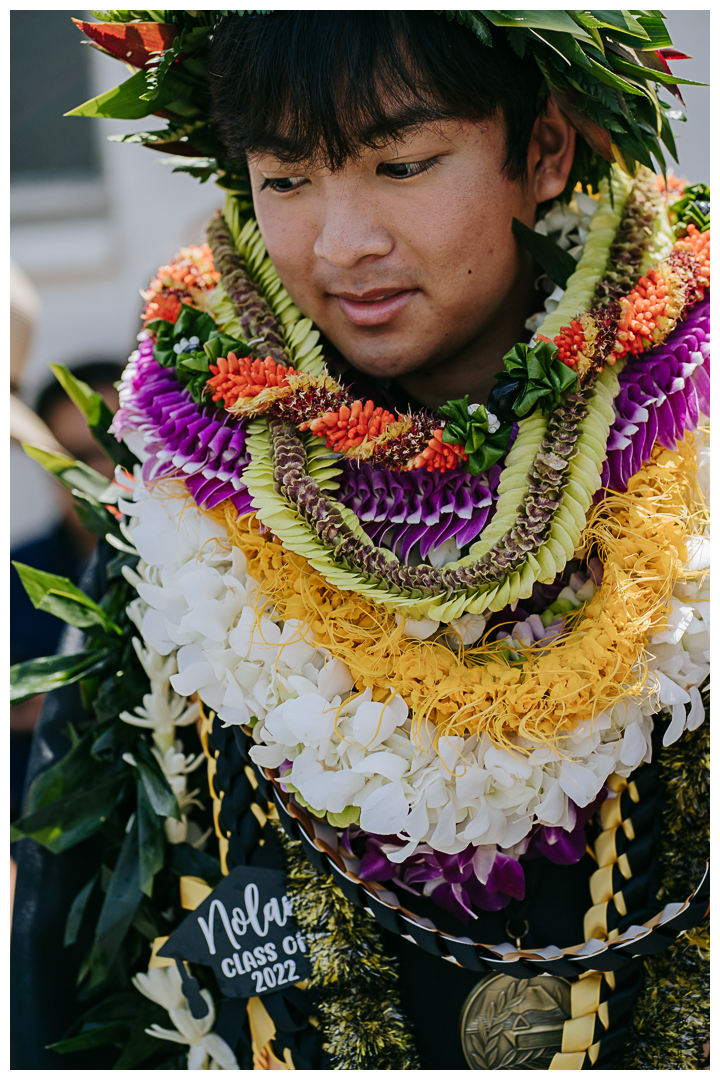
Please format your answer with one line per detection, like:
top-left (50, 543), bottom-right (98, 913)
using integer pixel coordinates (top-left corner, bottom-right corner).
top-left (64, 874), bottom-right (99, 948)
top-left (609, 53), bottom-right (702, 88)
top-left (174, 303), bottom-right (218, 340)
top-left (177, 352), bottom-right (210, 373)
top-left (111, 1001), bottom-right (173, 1069)
top-left (47, 1021), bottom-right (129, 1054)
top-left (511, 217), bottom-right (578, 289)
top-left (483, 10), bottom-right (596, 45)
top-left (65, 68), bottom-right (181, 120)
top-left (634, 13), bottom-right (673, 50)
top-left (11, 774), bottom-right (126, 853)
top-left (169, 841), bottom-right (222, 886)
top-left (72, 495), bottom-right (124, 541)
top-left (92, 819), bottom-right (144, 983)
top-left (48, 364), bottom-right (110, 426)
top-left (134, 742), bottom-right (182, 821)
top-left (47, 365), bottom-right (138, 470)
top-left (442, 10), bottom-right (493, 46)
top-left (136, 779), bottom-right (165, 897)
top-left (12, 563), bottom-right (122, 637)
top-left (22, 444), bottom-right (119, 503)
top-left (10, 648), bottom-right (115, 704)
top-left (583, 10), bottom-right (649, 39)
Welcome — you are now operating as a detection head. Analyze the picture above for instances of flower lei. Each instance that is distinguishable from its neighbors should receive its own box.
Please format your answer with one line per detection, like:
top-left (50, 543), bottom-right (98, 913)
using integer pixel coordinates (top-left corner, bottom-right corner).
top-left (104, 164), bottom-right (710, 917)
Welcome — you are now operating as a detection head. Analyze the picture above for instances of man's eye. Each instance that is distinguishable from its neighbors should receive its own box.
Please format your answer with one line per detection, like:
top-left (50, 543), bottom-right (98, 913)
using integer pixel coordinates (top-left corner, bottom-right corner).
top-left (260, 176), bottom-right (306, 193)
top-left (378, 157), bottom-right (440, 180)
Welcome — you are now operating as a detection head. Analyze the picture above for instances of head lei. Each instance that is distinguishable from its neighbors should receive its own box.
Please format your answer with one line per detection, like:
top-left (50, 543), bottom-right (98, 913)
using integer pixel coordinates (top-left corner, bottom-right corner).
top-left (74, 9), bottom-right (694, 192)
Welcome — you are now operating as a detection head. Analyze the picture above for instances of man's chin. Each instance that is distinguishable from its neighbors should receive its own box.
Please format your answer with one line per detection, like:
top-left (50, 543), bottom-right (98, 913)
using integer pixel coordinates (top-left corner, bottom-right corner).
top-left (328, 329), bottom-right (432, 382)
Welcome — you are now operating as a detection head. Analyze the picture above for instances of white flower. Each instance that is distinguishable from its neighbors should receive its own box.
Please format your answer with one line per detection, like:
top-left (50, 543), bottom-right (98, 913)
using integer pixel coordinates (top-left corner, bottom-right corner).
top-left (121, 462), bottom-right (709, 859)
top-left (485, 411), bottom-right (500, 434)
top-left (133, 965), bottom-right (238, 1070)
top-left (173, 335), bottom-right (201, 355)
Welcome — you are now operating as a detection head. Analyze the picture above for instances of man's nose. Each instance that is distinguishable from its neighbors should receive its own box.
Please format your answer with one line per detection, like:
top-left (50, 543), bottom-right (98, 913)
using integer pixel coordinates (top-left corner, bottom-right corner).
top-left (313, 188), bottom-right (393, 268)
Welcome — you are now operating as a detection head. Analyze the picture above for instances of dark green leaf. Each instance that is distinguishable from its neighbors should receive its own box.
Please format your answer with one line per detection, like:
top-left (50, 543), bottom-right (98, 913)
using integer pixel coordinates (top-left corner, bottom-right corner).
top-left (47, 1021), bottom-right (129, 1054)
top-left (10, 648), bottom-right (115, 704)
top-left (24, 730), bottom-right (98, 812)
top-left (443, 10), bottom-right (493, 46)
top-left (11, 774), bottom-right (126, 853)
top-left (135, 741), bottom-right (182, 821)
top-left (177, 352), bottom-right (210, 373)
top-left (137, 779), bottom-right (165, 897)
top-left (89, 425), bottom-right (138, 471)
top-left (64, 874), bottom-right (99, 947)
top-left (12, 563), bottom-right (122, 637)
top-left (583, 10), bottom-right (649, 39)
top-left (170, 841), bottom-right (222, 886)
top-left (512, 217), bottom-right (578, 289)
top-left (111, 1001), bottom-right (174, 1069)
top-left (72, 495), bottom-right (124, 541)
top-left (609, 53), bottom-right (702, 88)
top-left (634, 13), bottom-right (673, 50)
top-left (92, 819), bottom-right (144, 984)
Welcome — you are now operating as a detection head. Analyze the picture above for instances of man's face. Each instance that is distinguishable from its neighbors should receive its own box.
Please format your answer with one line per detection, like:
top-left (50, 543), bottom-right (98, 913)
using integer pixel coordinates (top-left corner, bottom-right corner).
top-left (248, 119), bottom-right (539, 381)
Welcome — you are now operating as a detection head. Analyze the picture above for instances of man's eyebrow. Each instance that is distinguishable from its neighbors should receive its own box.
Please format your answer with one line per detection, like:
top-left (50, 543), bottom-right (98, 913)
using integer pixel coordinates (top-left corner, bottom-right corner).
top-left (248, 107), bottom-right (458, 168)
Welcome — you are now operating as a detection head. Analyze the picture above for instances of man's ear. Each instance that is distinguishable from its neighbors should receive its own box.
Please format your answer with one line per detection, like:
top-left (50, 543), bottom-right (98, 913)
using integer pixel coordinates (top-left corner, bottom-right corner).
top-left (526, 96), bottom-right (576, 203)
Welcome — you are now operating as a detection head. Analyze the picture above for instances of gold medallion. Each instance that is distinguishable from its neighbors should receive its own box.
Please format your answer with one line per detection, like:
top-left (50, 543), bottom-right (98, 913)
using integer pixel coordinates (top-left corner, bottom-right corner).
top-left (459, 973), bottom-right (571, 1070)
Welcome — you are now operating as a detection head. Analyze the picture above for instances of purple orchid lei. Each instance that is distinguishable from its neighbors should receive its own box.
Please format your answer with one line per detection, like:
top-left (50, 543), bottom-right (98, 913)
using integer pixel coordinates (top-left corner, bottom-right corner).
top-left (114, 291), bottom-right (709, 554)
top-left (602, 294), bottom-right (710, 492)
top-left (338, 461), bottom-right (501, 561)
top-left (344, 787), bottom-right (607, 925)
top-left (112, 335), bottom-right (254, 516)
top-left (113, 335), bottom-right (502, 560)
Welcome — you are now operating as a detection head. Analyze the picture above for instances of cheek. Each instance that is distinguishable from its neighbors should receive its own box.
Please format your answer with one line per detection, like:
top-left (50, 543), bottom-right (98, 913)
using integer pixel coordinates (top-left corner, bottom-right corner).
top-left (256, 207), bottom-right (317, 299)
top-left (414, 189), bottom-right (521, 310)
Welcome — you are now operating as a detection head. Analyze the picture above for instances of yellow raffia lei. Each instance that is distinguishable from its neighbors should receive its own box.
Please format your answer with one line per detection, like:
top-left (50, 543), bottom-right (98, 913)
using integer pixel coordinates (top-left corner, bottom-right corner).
top-left (205, 434), bottom-right (703, 752)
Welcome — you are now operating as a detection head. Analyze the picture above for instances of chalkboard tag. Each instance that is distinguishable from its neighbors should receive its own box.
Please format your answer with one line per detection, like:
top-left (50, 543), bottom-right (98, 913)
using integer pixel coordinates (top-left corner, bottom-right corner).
top-left (158, 865), bottom-right (311, 998)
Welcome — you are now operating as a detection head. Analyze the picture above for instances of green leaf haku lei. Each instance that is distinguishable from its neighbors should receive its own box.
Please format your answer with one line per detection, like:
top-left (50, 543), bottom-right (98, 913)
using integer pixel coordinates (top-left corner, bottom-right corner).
top-left (11, 9), bottom-right (709, 1072)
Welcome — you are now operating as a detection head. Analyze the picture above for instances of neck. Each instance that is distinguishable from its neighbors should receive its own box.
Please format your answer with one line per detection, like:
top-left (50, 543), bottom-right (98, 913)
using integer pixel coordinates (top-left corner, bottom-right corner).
top-left (396, 253), bottom-right (540, 410)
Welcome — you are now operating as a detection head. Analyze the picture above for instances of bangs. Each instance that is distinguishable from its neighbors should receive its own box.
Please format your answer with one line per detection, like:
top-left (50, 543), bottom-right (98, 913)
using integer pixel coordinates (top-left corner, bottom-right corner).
top-left (208, 12), bottom-right (544, 176)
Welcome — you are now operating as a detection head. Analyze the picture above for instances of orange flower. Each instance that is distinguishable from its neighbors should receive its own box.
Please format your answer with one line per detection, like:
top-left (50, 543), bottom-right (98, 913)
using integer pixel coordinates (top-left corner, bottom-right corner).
top-left (410, 430), bottom-right (467, 472)
top-left (143, 293), bottom-right (182, 324)
top-left (206, 354), bottom-right (295, 407)
top-left (309, 399), bottom-right (396, 452)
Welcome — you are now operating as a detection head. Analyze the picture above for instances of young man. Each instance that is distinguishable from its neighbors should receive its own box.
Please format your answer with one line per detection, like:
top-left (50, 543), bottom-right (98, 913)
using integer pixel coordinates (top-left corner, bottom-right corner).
top-left (209, 12), bottom-right (576, 408)
top-left (12, 11), bottom-right (708, 1073)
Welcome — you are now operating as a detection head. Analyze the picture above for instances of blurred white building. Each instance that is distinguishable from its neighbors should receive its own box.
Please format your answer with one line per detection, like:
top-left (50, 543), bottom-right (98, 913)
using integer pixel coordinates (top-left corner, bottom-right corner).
top-left (11, 11), bottom-right (223, 545)
top-left (10, 10), bottom-right (710, 546)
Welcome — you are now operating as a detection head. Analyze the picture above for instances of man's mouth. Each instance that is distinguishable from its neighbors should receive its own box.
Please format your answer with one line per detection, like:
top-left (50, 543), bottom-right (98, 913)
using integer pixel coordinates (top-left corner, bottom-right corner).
top-left (331, 287), bottom-right (419, 327)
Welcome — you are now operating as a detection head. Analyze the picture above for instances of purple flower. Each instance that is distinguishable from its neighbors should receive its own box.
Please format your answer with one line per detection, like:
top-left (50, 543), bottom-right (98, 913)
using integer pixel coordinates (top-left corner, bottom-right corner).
top-left (347, 786), bottom-right (608, 924)
top-left (602, 295), bottom-right (710, 493)
top-left (353, 832), bottom-right (525, 924)
top-left (337, 461), bottom-right (501, 560)
top-left (111, 337), bottom-right (253, 515)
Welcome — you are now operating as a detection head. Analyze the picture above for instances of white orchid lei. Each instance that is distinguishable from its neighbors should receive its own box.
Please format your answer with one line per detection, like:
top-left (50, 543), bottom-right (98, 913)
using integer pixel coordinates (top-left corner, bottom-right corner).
top-left (116, 428), bottom-right (708, 873)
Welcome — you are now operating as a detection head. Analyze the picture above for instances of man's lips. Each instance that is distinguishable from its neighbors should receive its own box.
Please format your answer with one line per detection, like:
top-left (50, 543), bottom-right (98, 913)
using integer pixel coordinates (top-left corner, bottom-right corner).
top-left (332, 287), bottom-right (419, 327)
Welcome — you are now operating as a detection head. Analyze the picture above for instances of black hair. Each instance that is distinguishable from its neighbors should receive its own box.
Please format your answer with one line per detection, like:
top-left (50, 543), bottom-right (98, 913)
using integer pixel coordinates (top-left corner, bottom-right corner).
top-left (208, 12), bottom-right (546, 179)
top-left (34, 360), bottom-right (125, 423)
